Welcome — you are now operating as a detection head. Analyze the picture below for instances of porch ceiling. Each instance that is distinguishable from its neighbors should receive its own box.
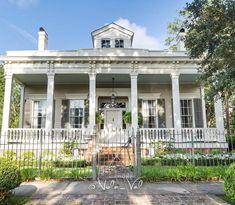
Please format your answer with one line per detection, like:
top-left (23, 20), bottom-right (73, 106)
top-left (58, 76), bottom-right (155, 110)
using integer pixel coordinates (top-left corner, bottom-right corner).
top-left (14, 73), bottom-right (200, 86)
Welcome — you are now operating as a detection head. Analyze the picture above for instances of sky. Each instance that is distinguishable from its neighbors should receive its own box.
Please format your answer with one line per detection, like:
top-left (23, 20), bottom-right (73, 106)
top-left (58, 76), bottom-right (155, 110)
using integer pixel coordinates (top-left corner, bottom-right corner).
top-left (0, 0), bottom-right (192, 55)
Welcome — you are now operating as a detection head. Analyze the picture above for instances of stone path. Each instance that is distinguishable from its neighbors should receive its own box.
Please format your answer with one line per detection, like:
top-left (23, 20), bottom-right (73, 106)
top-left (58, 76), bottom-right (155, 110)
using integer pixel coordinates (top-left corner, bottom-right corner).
top-left (13, 180), bottom-right (228, 205)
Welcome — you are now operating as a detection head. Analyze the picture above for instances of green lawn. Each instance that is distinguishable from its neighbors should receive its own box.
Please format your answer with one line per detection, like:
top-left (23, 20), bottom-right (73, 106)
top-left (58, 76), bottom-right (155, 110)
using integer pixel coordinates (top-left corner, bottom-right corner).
top-left (21, 167), bottom-right (93, 181)
top-left (0, 195), bottom-right (31, 205)
top-left (141, 165), bottom-right (226, 181)
top-left (217, 195), bottom-right (235, 205)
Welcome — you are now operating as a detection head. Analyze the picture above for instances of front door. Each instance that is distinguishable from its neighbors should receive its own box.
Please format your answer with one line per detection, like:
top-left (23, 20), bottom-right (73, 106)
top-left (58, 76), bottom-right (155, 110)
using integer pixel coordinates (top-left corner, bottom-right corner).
top-left (104, 109), bottom-right (122, 141)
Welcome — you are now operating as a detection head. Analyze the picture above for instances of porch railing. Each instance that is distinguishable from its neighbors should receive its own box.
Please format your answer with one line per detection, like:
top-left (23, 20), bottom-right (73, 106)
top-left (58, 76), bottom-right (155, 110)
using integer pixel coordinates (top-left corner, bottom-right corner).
top-left (5, 128), bottom-right (93, 143)
top-left (139, 128), bottom-right (227, 149)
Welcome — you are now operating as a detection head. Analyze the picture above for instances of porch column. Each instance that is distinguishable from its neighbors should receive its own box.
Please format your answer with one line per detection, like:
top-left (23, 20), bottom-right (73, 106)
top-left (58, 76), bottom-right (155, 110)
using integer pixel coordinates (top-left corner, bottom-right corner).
top-left (45, 73), bottom-right (55, 132)
top-left (200, 86), bottom-right (207, 128)
top-left (89, 73), bottom-right (96, 130)
top-left (130, 73), bottom-right (138, 133)
top-left (171, 73), bottom-right (181, 129)
top-left (19, 85), bottom-right (25, 128)
top-left (214, 97), bottom-right (224, 131)
top-left (1, 74), bottom-right (13, 144)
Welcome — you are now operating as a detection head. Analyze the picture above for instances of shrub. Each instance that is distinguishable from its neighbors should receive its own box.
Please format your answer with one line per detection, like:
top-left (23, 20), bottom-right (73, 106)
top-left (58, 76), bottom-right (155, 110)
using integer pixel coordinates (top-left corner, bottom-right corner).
top-left (21, 151), bottom-right (35, 161)
top-left (60, 141), bottom-right (79, 157)
top-left (2, 151), bottom-right (17, 160)
top-left (42, 150), bottom-right (55, 160)
top-left (53, 159), bottom-right (87, 168)
top-left (227, 135), bottom-right (235, 152)
top-left (224, 163), bottom-right (235, 201)
top-left (0, 158), bottom-right (21, 201)
top-left (20, 169), bottom-right (38, 181)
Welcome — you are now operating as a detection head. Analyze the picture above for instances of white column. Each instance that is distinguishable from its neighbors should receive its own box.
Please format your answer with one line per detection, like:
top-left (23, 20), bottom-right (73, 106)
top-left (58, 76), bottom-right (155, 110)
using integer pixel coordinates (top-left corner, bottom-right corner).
top-left (45, 74), bottom-right (55, 132)
top-left (171, 73), bottom-right (181, 129)
top-left (200, 86), bottom-right (207, 128)
top-left (214, 97), bottom-right (224, 131)
top-left (1, 74), bottom-right (13, 143)
top-left (19, 85), bottom-right (25, 128)
top-left (130, 73), bottom-right (138, 133)
top-left (89, 73), bottom-right (96, 130)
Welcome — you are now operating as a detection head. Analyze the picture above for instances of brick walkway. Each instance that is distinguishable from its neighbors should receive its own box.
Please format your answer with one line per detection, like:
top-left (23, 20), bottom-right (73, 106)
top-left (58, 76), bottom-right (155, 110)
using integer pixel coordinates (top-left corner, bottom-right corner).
top-left (13, 181), bottom-right (227, 205)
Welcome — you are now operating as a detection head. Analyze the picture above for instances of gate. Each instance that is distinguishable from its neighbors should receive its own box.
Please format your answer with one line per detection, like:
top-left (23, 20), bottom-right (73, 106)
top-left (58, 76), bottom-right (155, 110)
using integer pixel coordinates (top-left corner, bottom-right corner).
top-left (96, 128), bottom-right (135, 179)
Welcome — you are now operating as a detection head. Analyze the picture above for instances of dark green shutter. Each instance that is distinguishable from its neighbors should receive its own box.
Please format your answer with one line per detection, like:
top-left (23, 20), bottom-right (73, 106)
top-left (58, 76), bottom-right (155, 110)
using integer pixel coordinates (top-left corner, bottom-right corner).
top-left (61, 99), bottom-right (69, 128)
top-left (194, 98), bottom-right (203, 128)
top-left (138, 99), bottom-right (143, 127)
top-left (84, 99), bottom-right (89, 127)
top-left (157, 99), bottom-right (166, 128)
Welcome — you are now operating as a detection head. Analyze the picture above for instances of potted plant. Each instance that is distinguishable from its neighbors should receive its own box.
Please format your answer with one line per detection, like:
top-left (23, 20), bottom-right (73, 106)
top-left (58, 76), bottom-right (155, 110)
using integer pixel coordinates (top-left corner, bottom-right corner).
top-left (123, 112), bottom-right (143, 126)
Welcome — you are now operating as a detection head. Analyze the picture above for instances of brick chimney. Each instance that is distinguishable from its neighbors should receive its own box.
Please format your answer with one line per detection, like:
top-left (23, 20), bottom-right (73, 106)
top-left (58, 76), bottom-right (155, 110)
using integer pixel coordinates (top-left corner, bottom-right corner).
top-left (38, 27), bottom-right (48, 51)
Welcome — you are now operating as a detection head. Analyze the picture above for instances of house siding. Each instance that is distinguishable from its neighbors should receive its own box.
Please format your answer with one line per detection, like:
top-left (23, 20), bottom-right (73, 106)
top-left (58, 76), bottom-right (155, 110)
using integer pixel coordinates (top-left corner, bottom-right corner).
top-left (23, 84), bottom-right (201, 128)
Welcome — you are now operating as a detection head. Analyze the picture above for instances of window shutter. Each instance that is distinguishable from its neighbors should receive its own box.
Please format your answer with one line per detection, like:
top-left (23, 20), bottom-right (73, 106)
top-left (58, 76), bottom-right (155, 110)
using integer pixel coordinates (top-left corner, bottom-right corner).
top-left (84, 99), bottom-right (89, 127)
top-left (193, 98), bottom-right (203, 128)
top-left (138, 99), bottom-right (143, 127)
top-left (171, 99), bottom-right (174, 128)
top-left (157, 99), bottom-right (166, 128)
top-left (61, 99), bottom-right (69, 128)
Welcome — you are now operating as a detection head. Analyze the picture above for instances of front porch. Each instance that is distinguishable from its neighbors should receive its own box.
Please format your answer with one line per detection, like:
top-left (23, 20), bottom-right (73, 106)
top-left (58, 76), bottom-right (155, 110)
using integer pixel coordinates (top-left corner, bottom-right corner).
top-left (1, 72), bottom-right (226, 146)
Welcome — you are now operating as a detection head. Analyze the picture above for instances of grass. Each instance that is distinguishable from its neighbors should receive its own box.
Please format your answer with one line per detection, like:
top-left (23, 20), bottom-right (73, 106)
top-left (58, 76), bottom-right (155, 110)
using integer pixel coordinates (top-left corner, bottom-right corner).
top-left (217, 195), bottom-right (235, 205)
top-left (0, 195), bottom-right (31, 205)
top-left (20, 167), bottom-right (93, 181)
top-left (141, 165), bottom-right (227, 181)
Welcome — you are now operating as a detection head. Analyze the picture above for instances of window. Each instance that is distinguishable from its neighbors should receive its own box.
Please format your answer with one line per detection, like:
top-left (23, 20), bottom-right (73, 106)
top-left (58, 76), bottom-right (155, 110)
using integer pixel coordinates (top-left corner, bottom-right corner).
top-left (141, 99), bottom-right (166, 128)
top-left (115, 39), bottom-right (124, 48)
top-left (61, 99), bottom-right (85, 128)
top-left (69, 100), bottom-right (84, 128)
top-left (32, 100), bottom-right (46, 128)
top-left (180, 99), bottom-right (193, 128)
top-left (101, 39), bottom-right (110, 48)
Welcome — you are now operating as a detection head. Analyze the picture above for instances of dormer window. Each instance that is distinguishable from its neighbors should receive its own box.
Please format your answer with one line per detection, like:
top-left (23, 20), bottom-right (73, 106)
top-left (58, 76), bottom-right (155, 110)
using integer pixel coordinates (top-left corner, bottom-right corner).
top-left (101, 39), bottom-right (110, 48)
top-left (115, 39), bottom-right (124, 48)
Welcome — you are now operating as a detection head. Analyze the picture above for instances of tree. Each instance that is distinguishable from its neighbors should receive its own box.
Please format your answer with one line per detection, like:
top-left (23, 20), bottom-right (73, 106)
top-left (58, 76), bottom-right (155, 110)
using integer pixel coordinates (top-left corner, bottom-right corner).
top-left (0, 65), bottom-right (4, 129)
top-left (181, 0), bottom-right (235, 98)
top-left (165, 17), bottom-right (184, 51)
top-left (0, 64), bottom-right (20, 130)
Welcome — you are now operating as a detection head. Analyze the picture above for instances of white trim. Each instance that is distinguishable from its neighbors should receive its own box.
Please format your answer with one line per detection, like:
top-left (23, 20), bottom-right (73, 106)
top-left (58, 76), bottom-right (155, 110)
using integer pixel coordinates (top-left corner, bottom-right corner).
top-left (65, 93), bottom-right (87, 100)
top-left (180, 93), bottom-right (200, 99)
top-left (28, 94), bottom-right (47, 100)
top-left (139, 93), bottom-right (161, 100)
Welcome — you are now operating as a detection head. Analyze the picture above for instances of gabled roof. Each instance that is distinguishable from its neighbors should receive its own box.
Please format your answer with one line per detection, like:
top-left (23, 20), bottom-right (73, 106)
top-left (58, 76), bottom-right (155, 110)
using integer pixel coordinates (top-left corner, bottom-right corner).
top-left (91, 22), bottom-right (134, 37)
top-left (91, 22), bottom-right (134, 46)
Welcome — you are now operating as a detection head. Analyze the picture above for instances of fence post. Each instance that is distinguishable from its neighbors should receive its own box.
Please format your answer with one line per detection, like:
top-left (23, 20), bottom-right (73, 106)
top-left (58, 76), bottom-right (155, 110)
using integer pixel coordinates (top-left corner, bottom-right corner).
top-left (92, 126), bottom-right (97, 180)
top-left (38, 129), bottom-right (43, 175)
top-left (136, 128), bottom-right (141, 177)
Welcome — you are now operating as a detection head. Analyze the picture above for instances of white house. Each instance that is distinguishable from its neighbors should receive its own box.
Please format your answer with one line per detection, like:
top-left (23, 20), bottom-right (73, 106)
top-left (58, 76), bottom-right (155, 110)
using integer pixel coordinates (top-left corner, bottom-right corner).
top-left (0, 23), bottom-right (226, 149)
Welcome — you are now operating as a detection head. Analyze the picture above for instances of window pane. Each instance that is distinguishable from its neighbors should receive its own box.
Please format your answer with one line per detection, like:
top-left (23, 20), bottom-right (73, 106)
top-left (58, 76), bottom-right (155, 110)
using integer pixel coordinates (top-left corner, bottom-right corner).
top-left (32, 100), bottom-right (46, 128)
top-left (69, 100), bottom-right (84, 128)
top-left (102, 39), bottom-right (110, 48)
top-left (180, 99), bottom-right (193, 128)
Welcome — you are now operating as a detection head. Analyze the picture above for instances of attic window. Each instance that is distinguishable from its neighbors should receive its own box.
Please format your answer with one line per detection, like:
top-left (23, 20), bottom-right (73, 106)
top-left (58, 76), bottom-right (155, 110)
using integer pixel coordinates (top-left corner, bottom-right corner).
top-left (115, 39), bottom-right (124, 48)
top-left (101, 39), bottom-right (110, 48)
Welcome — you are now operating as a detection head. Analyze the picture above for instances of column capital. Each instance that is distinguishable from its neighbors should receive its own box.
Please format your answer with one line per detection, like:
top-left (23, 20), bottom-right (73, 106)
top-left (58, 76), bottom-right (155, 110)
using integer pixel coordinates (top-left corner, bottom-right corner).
top-left (89, 73), bottom-right (96, 80)
top-left (5, 73), bottom-right (13, 79)
top-left (47, 73), bottom-right (55, 79)
top-left (130, 73), bottom-right (138, 79)
top-left (170, 73), bottom-right (180, 79)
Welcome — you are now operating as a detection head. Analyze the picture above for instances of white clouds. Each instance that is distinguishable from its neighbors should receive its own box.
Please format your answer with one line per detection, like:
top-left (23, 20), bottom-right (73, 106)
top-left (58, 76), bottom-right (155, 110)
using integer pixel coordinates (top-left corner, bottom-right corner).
top-left (7, 0), bottom-right (39, 8)
top-left (0, 18), bottom-right (37, 45)
top-left (115, 18), bottom-right (164, 50)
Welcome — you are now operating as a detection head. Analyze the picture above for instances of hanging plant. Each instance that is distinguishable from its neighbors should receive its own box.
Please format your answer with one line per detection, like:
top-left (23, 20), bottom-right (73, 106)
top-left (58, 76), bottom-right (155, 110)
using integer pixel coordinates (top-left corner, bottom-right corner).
top-left (123, 112), bottom-right (143, 125)
top-left (96, 112), bottom-right (104, 124)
